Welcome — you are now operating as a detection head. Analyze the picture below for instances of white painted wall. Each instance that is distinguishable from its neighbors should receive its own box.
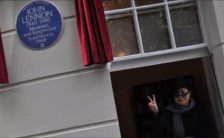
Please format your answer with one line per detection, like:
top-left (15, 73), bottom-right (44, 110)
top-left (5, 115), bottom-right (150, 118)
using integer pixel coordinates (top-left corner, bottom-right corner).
top-left (200, 0), bottom-right (224, 137)
top-left (0, 0), bottom-right (120, 137)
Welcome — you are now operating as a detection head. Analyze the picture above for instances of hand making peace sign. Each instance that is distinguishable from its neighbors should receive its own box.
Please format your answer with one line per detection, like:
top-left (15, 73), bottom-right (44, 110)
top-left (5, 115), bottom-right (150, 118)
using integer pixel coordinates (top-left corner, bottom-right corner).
top-left (147, 94), bottom-right (159, 114)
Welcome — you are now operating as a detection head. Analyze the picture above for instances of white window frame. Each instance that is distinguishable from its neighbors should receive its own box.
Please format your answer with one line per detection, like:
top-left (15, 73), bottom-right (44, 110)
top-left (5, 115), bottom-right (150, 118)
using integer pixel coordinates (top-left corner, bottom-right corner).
top-left (104, 0), bottom-right (210, 72)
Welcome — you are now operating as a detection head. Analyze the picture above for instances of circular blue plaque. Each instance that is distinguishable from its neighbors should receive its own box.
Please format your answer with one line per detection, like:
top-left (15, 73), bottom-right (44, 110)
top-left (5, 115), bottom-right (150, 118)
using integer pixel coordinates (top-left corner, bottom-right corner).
top-left (16, 0), bottom-right (63, 49)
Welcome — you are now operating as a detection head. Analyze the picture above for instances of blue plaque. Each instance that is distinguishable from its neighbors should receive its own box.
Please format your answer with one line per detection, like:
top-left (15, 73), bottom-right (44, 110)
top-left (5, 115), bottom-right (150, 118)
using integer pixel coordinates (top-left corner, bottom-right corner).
top-left (16, 0), bottom-right (63, 49)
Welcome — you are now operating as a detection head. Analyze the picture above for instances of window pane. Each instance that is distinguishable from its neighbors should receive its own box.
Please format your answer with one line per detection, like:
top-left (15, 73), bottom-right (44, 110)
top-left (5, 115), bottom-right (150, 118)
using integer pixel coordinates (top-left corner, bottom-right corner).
top-left (168, 0), bottom-right (193, 1)
top-left (135, 0), bottom-right (163, 6)
top-left (138, 7), bottom-right (171, 52)
top-left (107, 12), bottom-right (139, 57)
top-left (102, 0), bottom-right (131, 11)
top-left (170, 2), bottom-right (203, 47)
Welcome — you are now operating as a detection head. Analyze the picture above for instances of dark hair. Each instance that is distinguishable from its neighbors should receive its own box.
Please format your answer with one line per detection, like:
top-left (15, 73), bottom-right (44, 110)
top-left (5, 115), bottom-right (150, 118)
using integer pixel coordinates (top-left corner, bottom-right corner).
top-left (171, 76), bottom-right (193, 96)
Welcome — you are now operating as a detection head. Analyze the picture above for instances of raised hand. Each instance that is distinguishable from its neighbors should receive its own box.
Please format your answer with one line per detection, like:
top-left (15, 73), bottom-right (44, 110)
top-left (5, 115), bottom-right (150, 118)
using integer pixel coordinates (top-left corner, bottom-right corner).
top-left (147, 94), bottom-right (159, 114)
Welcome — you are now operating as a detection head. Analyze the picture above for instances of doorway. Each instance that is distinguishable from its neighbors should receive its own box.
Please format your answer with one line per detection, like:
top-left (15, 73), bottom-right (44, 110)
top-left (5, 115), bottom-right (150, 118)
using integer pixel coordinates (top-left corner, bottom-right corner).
top-left (110, 57), bottom-right (220, 138)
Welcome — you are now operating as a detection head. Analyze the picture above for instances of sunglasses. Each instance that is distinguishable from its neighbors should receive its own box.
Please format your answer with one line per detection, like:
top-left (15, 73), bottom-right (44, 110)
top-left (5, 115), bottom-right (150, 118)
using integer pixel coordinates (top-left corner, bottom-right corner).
top-left (174, 91), bottom-right (189, 98)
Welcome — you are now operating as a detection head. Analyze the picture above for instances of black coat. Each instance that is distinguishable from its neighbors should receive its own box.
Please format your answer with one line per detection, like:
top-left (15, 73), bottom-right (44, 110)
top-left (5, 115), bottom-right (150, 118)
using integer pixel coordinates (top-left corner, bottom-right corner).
top-left (149, 102), bottom-right (209, 138)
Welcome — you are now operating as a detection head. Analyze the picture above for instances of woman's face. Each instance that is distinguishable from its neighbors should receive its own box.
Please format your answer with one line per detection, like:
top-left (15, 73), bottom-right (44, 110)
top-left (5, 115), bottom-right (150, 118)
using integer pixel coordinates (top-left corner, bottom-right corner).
top-left (174, 87), bottom-right (191, 106)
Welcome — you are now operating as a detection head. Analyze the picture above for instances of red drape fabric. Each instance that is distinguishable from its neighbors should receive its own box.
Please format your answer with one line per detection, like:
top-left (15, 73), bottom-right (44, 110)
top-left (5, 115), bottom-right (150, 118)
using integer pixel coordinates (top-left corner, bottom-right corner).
top-left (0, 30), bottom-right (9, 83)
top-left (74, 0), bottom-right (113, 66)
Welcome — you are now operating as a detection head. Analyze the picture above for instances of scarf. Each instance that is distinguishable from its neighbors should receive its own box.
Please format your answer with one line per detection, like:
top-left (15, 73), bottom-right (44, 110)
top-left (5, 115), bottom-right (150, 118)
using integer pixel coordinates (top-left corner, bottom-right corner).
top-left (166, 99), bottom-right (195, 138)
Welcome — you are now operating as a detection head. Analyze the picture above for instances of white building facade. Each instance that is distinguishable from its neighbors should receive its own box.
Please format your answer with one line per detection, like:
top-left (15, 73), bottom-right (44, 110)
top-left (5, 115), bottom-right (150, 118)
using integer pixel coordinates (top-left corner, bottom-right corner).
top-left (0, 0), bottom-right (224, 137)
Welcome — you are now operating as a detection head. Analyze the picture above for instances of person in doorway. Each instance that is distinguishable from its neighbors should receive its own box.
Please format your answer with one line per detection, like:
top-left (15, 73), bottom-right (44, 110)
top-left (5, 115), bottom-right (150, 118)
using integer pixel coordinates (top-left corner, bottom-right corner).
top-left (147, 84), bottom-right (209, 138)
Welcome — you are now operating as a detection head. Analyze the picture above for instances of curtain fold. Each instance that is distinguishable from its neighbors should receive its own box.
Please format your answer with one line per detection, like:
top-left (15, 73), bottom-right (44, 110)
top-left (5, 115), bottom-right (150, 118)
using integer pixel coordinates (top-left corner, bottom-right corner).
top-left (74, 0), bottom-right (113, 66)
top-left (0, 30), bottom-right (8, 83)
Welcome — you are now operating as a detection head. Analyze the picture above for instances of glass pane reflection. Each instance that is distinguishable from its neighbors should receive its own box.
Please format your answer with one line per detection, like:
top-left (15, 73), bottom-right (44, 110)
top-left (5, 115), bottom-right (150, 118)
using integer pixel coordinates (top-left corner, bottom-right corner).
top-left (170, 2), bottom-right (203, 47)
top-left (107, 13), bottom-right (139, 57)
top-left (102, 0), bottom-right (131, 11)
top-left (138, 7), bottom-right (171, 52)
top-left (135, 0), bottom-right (163, 6)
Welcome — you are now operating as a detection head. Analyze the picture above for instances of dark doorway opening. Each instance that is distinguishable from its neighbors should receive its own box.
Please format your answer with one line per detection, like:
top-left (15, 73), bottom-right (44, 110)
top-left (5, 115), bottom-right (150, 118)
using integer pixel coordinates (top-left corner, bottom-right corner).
top-left (111, 57), bottom-right (219, 138)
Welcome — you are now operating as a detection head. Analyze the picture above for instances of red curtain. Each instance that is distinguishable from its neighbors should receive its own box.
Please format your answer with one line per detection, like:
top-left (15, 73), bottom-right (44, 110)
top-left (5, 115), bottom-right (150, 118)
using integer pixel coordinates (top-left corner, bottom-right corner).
top-left (0, 30), bottom-right (8, 83)
top-left (74, 0), bottom-right (113, 66)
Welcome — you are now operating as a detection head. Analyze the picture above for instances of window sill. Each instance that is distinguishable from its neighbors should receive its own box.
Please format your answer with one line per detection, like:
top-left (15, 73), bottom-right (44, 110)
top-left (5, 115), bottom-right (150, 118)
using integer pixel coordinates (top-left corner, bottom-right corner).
top-left (108, 43), bottom-right (210, 72)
